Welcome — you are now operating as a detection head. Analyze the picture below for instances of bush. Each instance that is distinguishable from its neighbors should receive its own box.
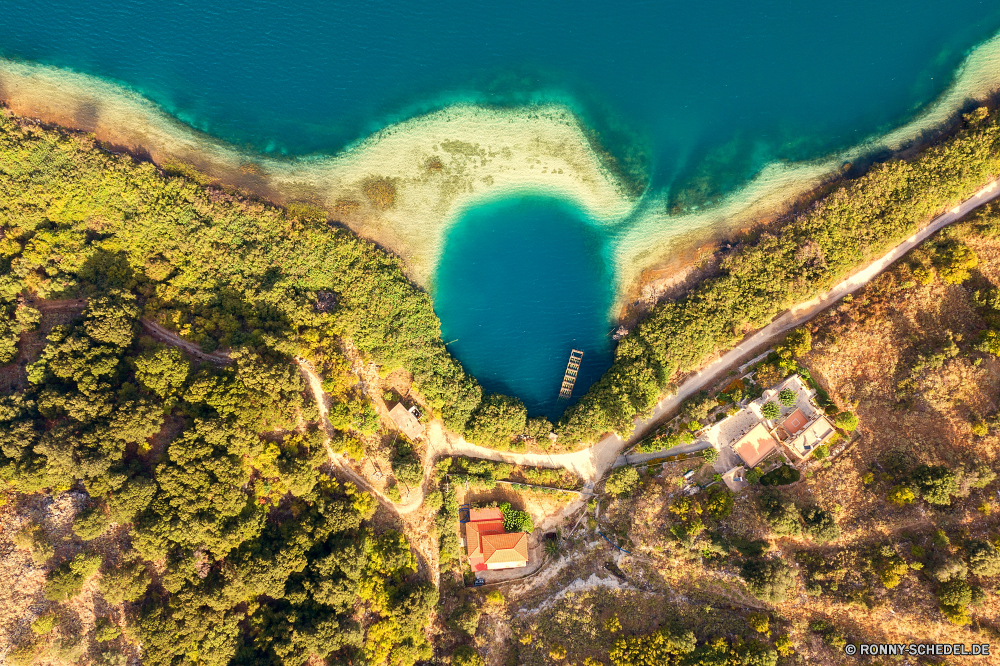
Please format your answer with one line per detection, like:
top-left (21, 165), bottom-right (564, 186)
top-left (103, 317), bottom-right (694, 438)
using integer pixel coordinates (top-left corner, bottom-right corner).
top-left (761, 402), bottom-right (780, 420)
top-left (422, 489), bottom-right (443, 512)
top-left (45, 553), bottom-right (102, 601)
top-left (834, 411), bottom-right (859, 431)
top-left (933, 557), bottom-right (968, 582)
top-left (760, 465), bottom-right (800, 486)
top-left (94, 617), bottom-right (122, 642)
top-left (465, 394), bottom-right (527, 448)
top-left (499, 502), bottom-right (533, 533)
top-left (778, 388), bottom-right (796, 407)
top-left (740, 558), bottom-right (797, 602)
top-left (30, 613), bottom-right (57, 635)
top-left (13, 524), bottom-right (55, 565)
top-left (701, 448), bottom-right (719, 464)
top-left (887, 484), bottom-right (915, 506)
top-left (391, 440), bottom-right (423, 487)
top-left (451, 646), bottom-right (485, 666)
top-left (705, 489), bottom-right (733, 519)
top-left (912, 464), bottom-right (959, 506)
top-left (73, 505), bottom-right (110, 541)
top-left (98, 556), bottom-right (151, 603)
top-left (605, 466), bottom-right (640, 497)
top-left (966, 540), bottom-right (1000, 577)
top-left (760, 490), bottom-right (801, 536)
top-left (801, 506), bottom-right (840, 544)
top-left (448, 603), bottom-right (481, 636)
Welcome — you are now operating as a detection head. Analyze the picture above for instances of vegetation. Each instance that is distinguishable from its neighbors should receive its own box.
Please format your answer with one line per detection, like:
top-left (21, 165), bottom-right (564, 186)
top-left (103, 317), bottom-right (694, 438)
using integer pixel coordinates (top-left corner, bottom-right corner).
top-left (604, 466), bottom-right (640, 497)
top-left (761, 401), bottom-right (780, 420)
top-left (740, 558), bottom-right (797, 602)
top-left (499, 501), bottom-right (534, 533)
top-left (558, 107), bottom-right (1000, 444)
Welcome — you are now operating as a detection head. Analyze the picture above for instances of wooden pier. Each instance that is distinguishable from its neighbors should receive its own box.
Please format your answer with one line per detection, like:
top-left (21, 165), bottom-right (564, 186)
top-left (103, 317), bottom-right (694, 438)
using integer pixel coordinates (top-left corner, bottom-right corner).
top-left (558, 349), bottom-right (584, 399)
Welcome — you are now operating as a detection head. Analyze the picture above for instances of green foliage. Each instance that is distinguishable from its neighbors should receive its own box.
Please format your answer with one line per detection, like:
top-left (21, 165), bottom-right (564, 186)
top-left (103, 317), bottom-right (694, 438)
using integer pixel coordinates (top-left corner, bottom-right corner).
top-left (681, 392), bottom-right (716, 421)
top-left (937, 579), bottom-right (975, 625)
top-left (887, 484), bottom-right (915, 507)
top-left (44, 552), bottom-right (102, 601)
top-left (499, 502), bottom-right (533, 533)
top-left (391, 440), bottom-right (423, 487)
top-left (98, 555), bottom-right (151, 603)
top-left (608, 627), bottom-right (697, 666)
top-left (783, 328), bottom-right (812, 357)
top-left (13, 524), bottom-right (55, 565)
top-left (966, 540), bottom-right (1000, 577)
top-left (934, 241), bottom-right (978, 284)
top-left (464, 394), bottom-right (527, 449)
top-left (451, 646), bottom-right (485, 666)
top-left (760, 490), bottom-right (801, 536)
top-left (778, 388), bottom-right (796, 407)
top-left (701, 447), bottom-right (718, 464)
top-left (911, 464), bottom-right (959, 506)
top-left (834, 411), bottom-right (859, 431)
top-left (73, 505), bottom-right (110, 540)
top-left (761, 401), bottom-right (780, 420)
top-left (94, 617), bottom-right (122, 642)
top-left (605, 466), bottom-right (640, 497)
top-left (740, 558), bottom-right (797, 602)
top-left (801, 506), bottom-right (840, 544)
top-left (448, 603), bottom-right (481, 636)
top-left (705, 488), bottom-right (733, 519)
top-left (759, 464), bottom-right (800, 486)
top-left (30, 613), bottom-right (56, 635)
top-left (133, 346), bottom-right (190, 405)
top-left (875, 545), bottom-right (911, 589)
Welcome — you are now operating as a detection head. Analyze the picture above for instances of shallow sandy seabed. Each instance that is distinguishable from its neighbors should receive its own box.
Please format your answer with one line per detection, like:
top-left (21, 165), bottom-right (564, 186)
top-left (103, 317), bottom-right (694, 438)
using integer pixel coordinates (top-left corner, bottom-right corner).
top-left (3, 30), bottom-right (1000, 307)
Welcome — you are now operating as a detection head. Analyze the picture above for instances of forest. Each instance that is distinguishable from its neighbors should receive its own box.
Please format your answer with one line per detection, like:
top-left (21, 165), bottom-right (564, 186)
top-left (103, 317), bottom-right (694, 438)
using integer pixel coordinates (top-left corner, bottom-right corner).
top-left (0, 113), bottom-right (446, 665)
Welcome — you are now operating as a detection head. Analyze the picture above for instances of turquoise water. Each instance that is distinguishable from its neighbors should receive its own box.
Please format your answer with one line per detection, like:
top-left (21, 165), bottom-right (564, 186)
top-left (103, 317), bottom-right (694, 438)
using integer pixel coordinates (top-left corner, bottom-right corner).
top-left (434, 198), bottom-right (614, 418)
top-left (3, 0), bottom-right (1000, 412)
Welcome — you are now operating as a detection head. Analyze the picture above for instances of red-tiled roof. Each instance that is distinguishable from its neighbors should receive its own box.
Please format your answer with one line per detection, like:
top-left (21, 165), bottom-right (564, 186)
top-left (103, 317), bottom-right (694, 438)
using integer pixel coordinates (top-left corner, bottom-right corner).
top-left (733, 422), bottom-right (779, 468)
top-left (482, 532), bottom-right (529, 565)
top-left (465, 519), bottom-right (505, 558)
top-left (468, 507), bottom-right (503, 522)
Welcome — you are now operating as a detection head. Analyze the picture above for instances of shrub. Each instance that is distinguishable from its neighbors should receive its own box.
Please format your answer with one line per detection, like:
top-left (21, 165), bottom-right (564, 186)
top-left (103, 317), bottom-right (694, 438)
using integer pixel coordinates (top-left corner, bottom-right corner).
top-left (45, 553), bottom-right (102, 601)
top-left (775, 633), bottom-right (794, 657)
top-left (760, 490), bottom-right (801, 536)
top-left (778, 388), bottom-right (796, 407)
top-left (934, 242), bottom-right (978, 284)
top-left (761, 402), bottom-right (780, 420)
top-left (912, 464), bottom-right (959, 506)
top-left (702, 448), bottom-right (719, 464)
top-left (465, 394), bottom-right (527, 448)
top-left (13, 524), bottom-right (55, 565)
top-left (747, 612), bottom-right (770, 636)
top-left (98, 556), bottom-right (151, 603)
top-left (451, 646), bottom-right (485, 666)
top-left (605, 466), bottom-right (640, 497)
top-left (391, 440), bottom-right (423, 487)
top-left (933, 557), bottom-right (968, 582)
top-left (605, 614), bottom-right (622, 633)
top-left (499, 502), bottom-right (533, 533)
top-left (94, 617), bottom-right (122, 642)
top-left (966, 540), bottom-right (1000, 577)
top-left (448, 603), bottom-right (481, 636)
top-left (887, 484), bottom-right (915, 507)
top-left (73, 505), bottom-right (110, 541)
top-left (30, 613), bottom-right (57, 635)
top-left (740, 558), bottom-right (797, 602)
top-left (937, 578), bottom-right (975, 625)
top-left (801, 507), bottom-right (840, 544)
top-left (862, 472), bottom-right (874, 485)
top-left (760, 465), bottom-right (800, 486)
top-left (834, 411), bottom-right (858, 431)
top-left (876, 545), bottom-right (910, 589)
top-left (705, 489), bottom-right (733, 519)
top-left (422, 489), bottom-right (443, 512)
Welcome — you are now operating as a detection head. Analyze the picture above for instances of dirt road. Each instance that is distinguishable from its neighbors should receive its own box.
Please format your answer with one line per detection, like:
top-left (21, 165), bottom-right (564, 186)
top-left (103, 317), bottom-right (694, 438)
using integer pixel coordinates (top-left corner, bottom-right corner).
top-left (139, 319), bottom-right (232, 365)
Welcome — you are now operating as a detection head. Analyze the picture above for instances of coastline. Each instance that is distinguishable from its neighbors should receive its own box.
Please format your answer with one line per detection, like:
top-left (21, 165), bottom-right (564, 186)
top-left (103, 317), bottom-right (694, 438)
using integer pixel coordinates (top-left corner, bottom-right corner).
top-left (3, 28), bottom-right (1000, 311)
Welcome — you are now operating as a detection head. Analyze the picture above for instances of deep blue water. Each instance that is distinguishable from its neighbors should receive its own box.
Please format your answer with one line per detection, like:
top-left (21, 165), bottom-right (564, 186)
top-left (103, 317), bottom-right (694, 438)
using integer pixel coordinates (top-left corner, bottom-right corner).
top-left (3, 0), bottom-right (1000, 413)
top-left (433, 198), bottom-right (614, 418)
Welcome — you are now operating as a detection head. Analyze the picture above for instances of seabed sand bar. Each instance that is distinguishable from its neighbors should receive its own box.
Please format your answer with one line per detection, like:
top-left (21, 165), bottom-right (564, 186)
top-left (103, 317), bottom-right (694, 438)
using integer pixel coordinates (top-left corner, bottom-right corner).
top-left (3, 29), bottom-right (1000, 306)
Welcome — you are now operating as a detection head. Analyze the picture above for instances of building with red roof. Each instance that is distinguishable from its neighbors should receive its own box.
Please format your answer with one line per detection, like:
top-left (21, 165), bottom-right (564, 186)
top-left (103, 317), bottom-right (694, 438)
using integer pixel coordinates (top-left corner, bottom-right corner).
top-left (465, 508), bottom-right (529, 571)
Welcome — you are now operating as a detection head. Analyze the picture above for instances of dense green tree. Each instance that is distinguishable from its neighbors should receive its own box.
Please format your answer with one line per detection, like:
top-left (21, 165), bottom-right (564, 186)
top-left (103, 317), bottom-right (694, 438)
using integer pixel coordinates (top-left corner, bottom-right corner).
top-left (464, 394), bottom-right (527, 448)
top-left (912, 464), bottom-right (959, 506)
top-left (740, 558), bottom-right (797, 602)
top-left (499, 502), bottom-right (534, 533)
top-left (73, 505), bottom-right (110, 540)
top-left (45, 552), bottom-right (103, 601)
top-left (801, 506), bottom-right (840, 544)
top-left (133, 346), bottom-right (190, 404)
top-left (966, 540), bottom-right (1000, 577)
top-left (834, 411), bottom-right (859, 431)
top-left (605, 466), bottom-right (640, 497)
top-left (760, 490), bottom-right (801, 536)
top-left (778, 388), bottom-right (796, 406)
top-left (761, 401), bottom-right (780, 420)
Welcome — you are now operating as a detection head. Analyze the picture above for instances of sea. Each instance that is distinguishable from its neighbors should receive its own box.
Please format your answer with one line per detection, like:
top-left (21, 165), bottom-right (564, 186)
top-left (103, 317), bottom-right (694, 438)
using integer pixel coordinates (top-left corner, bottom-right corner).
top-left (4, 0), bottom-right (1000, 416)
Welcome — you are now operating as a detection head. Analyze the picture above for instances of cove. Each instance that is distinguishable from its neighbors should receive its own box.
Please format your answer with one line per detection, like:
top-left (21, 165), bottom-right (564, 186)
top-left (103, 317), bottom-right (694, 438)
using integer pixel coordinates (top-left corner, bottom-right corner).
top-left (433, 198), bottom-right (615, 419)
